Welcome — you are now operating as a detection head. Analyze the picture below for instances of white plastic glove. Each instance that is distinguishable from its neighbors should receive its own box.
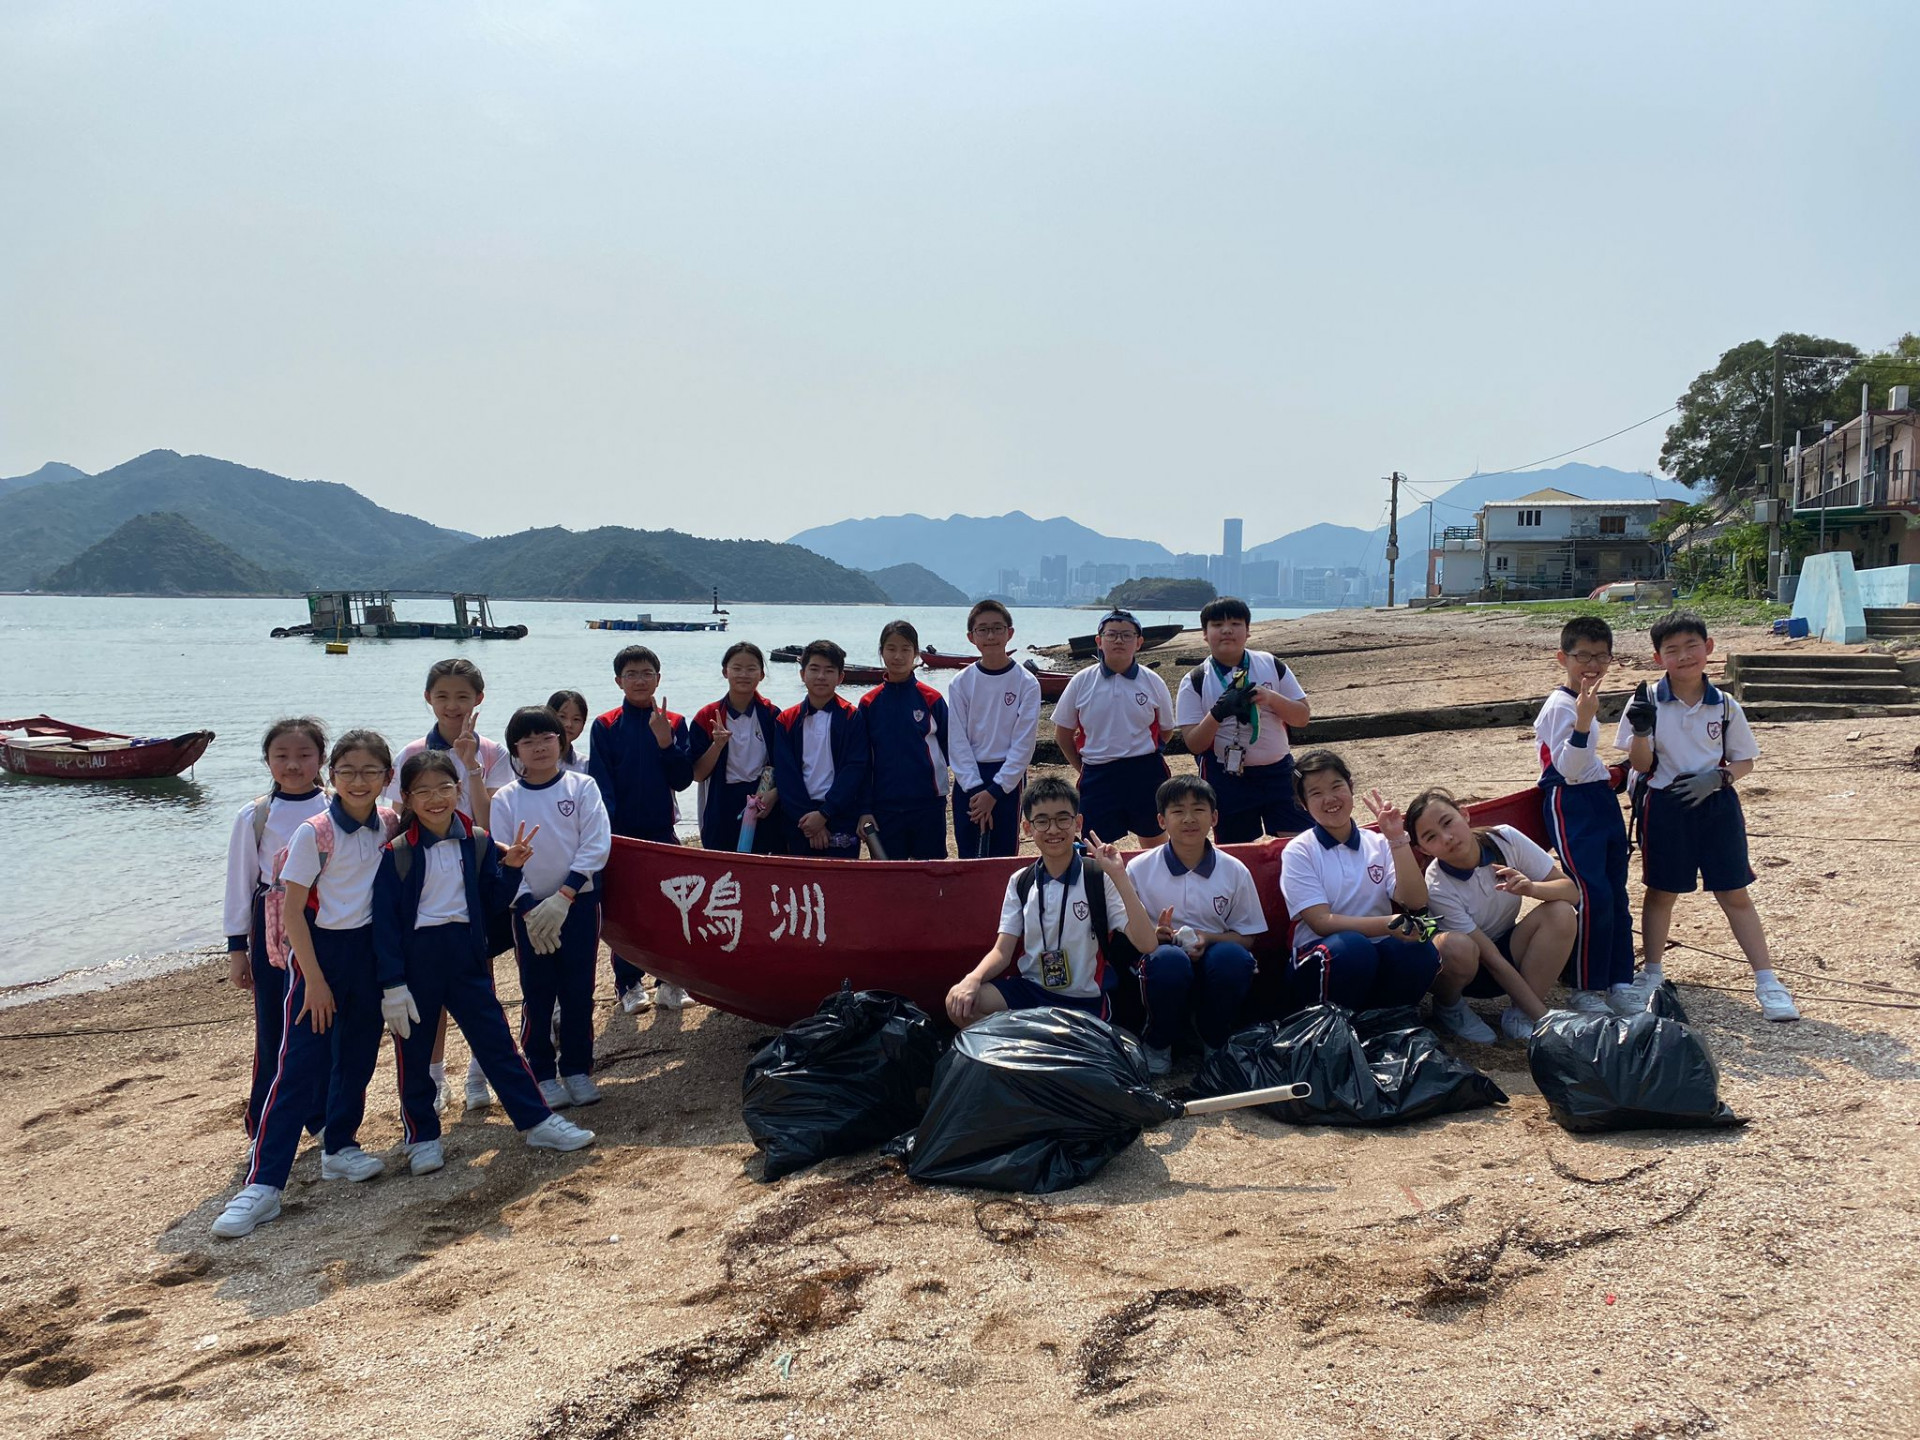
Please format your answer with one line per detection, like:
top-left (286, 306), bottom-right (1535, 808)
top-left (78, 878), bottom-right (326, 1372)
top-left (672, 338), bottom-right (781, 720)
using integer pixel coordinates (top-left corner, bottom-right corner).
top-left (382, 984), bottom-right (421, 1039)
top-left (523, 893), bottom-right (573, 955)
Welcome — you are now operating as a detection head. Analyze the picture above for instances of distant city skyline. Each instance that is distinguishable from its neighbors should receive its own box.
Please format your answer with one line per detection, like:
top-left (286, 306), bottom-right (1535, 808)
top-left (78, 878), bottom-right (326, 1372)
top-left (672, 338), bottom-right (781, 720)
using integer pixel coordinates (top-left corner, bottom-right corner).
top-left (3, 5), bottom-right (1912, 552)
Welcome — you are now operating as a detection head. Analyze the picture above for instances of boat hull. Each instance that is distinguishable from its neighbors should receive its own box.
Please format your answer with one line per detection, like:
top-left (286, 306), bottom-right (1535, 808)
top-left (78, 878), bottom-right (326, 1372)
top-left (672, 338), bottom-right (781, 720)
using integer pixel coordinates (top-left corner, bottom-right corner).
top-left (0, 729), bottom-right (214, 779)
top-left (599, 783), bottom-right (1555, 1027)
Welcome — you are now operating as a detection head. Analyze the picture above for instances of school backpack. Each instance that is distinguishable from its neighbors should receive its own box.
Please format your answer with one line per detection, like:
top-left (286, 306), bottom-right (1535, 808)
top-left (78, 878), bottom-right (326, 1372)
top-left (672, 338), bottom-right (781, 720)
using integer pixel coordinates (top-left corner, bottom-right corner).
top-left (1623, 682), bottom-right (1731, 852)
top-left (388, 820), bottom-right (517, 959)
top-left (1013, 857), bottom-right (1113, 969)
top-left (263, 805), bottom-right (401, 969)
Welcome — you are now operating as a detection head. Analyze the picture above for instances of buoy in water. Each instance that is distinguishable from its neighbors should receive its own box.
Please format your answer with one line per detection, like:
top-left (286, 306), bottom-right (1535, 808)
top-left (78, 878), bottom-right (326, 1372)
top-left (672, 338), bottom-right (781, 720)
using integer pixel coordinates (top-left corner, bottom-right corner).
top-left (325, 642), bottom-right (350, 655)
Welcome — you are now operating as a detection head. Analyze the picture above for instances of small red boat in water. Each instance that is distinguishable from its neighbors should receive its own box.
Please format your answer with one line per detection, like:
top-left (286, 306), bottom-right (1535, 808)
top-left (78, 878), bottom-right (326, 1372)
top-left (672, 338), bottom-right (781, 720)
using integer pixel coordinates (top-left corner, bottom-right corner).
top-left (0, 716), bottom-right (215, 780)
top-left (600, 783), bottom-right (1553, 1027)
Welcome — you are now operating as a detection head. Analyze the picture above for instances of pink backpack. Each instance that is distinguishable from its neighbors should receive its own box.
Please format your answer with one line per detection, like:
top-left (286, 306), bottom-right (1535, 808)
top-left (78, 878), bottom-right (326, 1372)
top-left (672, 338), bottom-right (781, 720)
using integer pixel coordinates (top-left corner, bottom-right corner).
top-left (264, 806), bottom-right (400, 969)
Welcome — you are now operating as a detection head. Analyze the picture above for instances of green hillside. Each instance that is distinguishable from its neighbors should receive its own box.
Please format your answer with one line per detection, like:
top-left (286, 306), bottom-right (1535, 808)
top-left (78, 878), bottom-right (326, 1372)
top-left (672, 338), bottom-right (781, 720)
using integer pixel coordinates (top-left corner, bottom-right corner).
top-left (400, 526), bottom-right (888, 603)
top-left (861, 562), bottom-right (969, 605)
top-left (1105, 576), bottom-right (1216, 609)
top-left (37, 512), bottom-right (291, 595)
top-left (0, 450), bottom-right (472, 591)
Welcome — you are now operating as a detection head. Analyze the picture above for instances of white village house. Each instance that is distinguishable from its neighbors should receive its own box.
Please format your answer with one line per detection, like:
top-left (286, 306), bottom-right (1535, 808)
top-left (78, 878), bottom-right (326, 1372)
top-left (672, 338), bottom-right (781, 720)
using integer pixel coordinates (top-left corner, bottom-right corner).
top-left (1430, 487), bottom-right (1679, 600)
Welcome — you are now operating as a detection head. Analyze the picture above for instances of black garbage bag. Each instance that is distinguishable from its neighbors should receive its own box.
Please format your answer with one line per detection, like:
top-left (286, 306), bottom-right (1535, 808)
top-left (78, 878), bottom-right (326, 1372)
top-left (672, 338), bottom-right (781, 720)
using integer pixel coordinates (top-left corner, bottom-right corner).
top-left (1187, 1004), bottom-right (1507, 1126)
top-left (897, 1007), bottom-right (1182, 1194)
top-left (1529, 1010), bottom-right (1743, 1133)
top-left (742, 986), bottom-right (944, 1181)
top-left (1646, 979), bottom-right (1690, 1022)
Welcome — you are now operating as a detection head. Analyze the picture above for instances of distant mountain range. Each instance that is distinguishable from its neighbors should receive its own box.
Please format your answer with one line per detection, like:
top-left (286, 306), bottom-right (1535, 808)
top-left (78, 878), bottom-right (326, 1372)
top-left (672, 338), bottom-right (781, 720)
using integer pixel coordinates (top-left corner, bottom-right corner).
top-left (0, 461), bottom-right (86, 502)
top-left (791, 465), bottom-right (1696, 597)
top-left (789, 511), bottom-right (1176, 597)
top-left (40, 512), bottom-right (297, 595)
top-left (393, 525), bottom-right (885, 604)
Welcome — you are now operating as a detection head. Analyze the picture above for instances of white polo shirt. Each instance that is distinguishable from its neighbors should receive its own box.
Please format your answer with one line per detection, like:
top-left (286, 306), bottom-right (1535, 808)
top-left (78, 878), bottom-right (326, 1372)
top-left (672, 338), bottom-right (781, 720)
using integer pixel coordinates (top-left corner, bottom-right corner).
top-left (1173, 651), bottom-right (1308, 768)
top-left (1613, 678), bottom-right (1757, 790)
top-left (1423, 825), bottom-right (1557, 941)
top-left (1534, 687), bottom-right (1613, 786)
top-left (279, 802), bottom-right (395, 930)
top-left (1124, 843), bottom-right (1267, 938)
top-left (802, 704), bottom-right (836, 794)
top-left (384, 732), bottom-right (515, 804)
top-left (996, 858), bottom-right (1126, 1000)
top-left (1280, 824), bottom-right (1397, 950)
top-left (412, 834), bottom-right (471, 928)
top-left (1052, 662), bottom-right (1176, 765)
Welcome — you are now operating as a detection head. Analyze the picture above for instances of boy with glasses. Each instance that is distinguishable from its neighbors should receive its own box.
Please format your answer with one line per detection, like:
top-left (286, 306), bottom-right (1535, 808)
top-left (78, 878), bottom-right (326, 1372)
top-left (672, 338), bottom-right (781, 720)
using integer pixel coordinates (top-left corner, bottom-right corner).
top-left (1050, 609), bottom-right (1177, 845)
top-left (947, 601), bottom-right (1042, 858)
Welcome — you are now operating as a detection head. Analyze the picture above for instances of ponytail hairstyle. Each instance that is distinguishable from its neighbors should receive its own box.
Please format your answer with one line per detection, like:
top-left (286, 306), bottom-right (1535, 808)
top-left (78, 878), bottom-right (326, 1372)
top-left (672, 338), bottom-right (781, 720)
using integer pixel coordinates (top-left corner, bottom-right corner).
top-left (395, 750), bottom-right (460, 830)
top-left (261, 715), bottom-right (328, 763)
top-left (328, 728), bottom-right (393, 778)
top-left (1404, 787), bottom-right (1497, 860)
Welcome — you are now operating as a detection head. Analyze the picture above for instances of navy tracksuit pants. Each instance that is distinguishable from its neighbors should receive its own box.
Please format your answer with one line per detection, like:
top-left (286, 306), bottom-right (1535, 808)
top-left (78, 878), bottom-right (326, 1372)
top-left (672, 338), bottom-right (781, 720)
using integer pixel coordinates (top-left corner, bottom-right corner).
top-left (514, 893), bottom-right (600, 1082)
top-left (393, 922), bottom-right (551, 1145)
top-left (699, 777), bottom-right (785, 855)
top-left (246, 891), bottom-right (324, 1140)
top-left (874, 800), bottom-right (948, 861)
top-left (1542, 783), bottom-right (1635, 990)
top-left (953, 758), bottom-right (1023, 859)
top-left (1288, 932), bottom-right (1440, 1012)
top-left (1138, 941), bottom-right (1256, 1050)
top-left (247, 925), bottom-right (386, 1190)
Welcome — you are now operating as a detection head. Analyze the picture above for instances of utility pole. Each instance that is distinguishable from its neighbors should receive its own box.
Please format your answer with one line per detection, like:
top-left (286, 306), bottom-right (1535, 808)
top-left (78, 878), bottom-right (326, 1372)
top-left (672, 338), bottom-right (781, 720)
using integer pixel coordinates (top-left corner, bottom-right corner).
top-left (1767, 341), bottom-right (1784, 598)
top-left (1385, 471), bottom-right (1402, 608)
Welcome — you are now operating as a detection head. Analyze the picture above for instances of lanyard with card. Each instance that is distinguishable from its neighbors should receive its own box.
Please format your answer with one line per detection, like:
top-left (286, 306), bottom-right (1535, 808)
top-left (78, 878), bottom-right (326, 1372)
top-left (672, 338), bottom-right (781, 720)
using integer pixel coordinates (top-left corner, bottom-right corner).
top-left (1035, 865), bottom-right (1071, 990)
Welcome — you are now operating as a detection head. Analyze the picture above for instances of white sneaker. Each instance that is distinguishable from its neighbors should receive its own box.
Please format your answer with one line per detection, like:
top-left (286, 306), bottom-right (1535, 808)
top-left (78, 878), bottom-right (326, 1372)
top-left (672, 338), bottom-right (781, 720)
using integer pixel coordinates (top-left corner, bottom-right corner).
top-left (1627, 968), bottom-right (1665, 1004)
top-left (538, 1078), bottom-right (572, 1109)
top-left (620, 985), bottom-right (652, 1015)
top-left (464, 1058), bottom-right (492, 1112)
top-left (562, 1073), bottom-right (602, 1106)
top-left (1500, 1006), bottom-right (1536, 1043)
top-left (654, 981), bottom-right (693, 1010)
top-left (1568, 989), bottom-right (1612, 1015)
top-left (1143, 1045), bottom-right (1173, 1078)
top-left (1755, 975), bottom-right (1801, 1023)
top-left (212, 1184), bottom-right (282, 1238)
top-left (1606, 984), bottom-right (1642, 1016)
top-left (526, 1115), bottom-right (595, 1152)
top-left (1434, 999), bottom-right (1497, 1044)
top-left (407, 1139), bottom-right (445, 1175)
top-left (320, 1146), bottom-right (386, 1182)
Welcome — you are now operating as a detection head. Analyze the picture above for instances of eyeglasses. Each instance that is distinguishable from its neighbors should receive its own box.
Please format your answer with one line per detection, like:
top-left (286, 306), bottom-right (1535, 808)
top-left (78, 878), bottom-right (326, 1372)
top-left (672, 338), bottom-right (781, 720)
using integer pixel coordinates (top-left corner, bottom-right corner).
top-left (1028, 813), bottom-right (1078, 831)
top-left (408, 782), bottom-right (461, 800)
top-left (331, 766), bottom-right (389, 783)
top-left (970, 624), bottom-right (1009, 637)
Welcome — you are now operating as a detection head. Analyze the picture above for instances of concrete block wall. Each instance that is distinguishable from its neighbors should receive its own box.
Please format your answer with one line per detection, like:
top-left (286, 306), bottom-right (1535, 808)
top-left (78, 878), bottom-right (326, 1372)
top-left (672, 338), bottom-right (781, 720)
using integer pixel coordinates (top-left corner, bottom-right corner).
top-left (1791, 552), bottom-right (1867, 643)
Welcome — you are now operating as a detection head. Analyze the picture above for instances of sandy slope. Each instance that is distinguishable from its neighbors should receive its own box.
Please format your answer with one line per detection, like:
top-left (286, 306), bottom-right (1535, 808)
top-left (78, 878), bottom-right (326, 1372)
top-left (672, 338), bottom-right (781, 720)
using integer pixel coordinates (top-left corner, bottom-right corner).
top-left (6, 611), bottom-right (1920, 1440)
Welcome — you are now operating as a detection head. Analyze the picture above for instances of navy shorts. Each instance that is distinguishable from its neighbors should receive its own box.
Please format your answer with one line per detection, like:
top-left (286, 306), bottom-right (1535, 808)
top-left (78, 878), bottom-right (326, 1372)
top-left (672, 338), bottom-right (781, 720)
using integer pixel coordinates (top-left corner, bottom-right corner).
top-left (989, 974), bottom-right (1110, 1019)
top-left (1640, 784), bottom-right (1753, 894)
top-left (1209, 754), bottom-right (1313, 841)
top-left (1079, 752), bottom-right (1171, 843)
top-left (1463, 929), bottom-right (1516, 998)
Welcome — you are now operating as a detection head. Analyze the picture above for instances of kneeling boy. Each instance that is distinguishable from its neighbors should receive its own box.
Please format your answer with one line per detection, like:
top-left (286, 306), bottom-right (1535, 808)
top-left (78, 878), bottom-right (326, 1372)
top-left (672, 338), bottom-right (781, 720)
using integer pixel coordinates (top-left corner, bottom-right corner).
top-left (946, 777), bottom-right (1158, 1026)
top-left (1123, 776), bottom-right (1268, 1075)
top-left (1618, 610), bottom-right (1798, 1022)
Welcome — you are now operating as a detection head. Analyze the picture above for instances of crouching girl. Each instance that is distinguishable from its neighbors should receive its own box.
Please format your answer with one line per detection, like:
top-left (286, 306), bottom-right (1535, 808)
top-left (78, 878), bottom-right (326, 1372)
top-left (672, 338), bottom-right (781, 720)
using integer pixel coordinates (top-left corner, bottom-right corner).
top-left (1277, 751), bottom-right (1489, 1040)
top-left (373, 751), bottom-right (594, 1174)
top-left (1407, 788), bottom-right (1573, 1043)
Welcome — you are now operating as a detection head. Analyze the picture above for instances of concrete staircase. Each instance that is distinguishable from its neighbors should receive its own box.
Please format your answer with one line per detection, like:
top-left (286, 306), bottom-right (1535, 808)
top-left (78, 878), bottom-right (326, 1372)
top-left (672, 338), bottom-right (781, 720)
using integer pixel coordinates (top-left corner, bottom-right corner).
top-left (1724, 652), bottom-right (1919, 720)
top-left (1866, 607), bottom-right (1920, 642)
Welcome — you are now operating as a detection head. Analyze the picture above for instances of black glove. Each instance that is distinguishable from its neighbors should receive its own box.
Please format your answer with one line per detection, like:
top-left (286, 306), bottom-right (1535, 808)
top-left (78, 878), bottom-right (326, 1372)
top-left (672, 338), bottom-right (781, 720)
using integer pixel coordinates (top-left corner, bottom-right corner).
top-left (1624, 684), bottom-right (1656, 737)
top-left (1210, 684), bottom-right (1256, 723)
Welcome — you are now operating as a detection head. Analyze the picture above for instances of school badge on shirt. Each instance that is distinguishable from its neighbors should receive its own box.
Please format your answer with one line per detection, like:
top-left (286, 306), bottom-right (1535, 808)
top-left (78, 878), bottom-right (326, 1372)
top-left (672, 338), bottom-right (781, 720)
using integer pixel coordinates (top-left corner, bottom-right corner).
top-left (1707, 721), bottom-right (1722, 740)
top-left (1072, 899), bottom-right (1089, 921)
top-left (1213, 895), bottom-right (1230, 917)
top-left (1135, 692), bottom-right (1149, 706)
top-left (1367, 863), bottom-right (1386, 883)
top-left (1003, 692), bottom-right (1016, 706)
top-left (558, 798), bottom-right (576, 817)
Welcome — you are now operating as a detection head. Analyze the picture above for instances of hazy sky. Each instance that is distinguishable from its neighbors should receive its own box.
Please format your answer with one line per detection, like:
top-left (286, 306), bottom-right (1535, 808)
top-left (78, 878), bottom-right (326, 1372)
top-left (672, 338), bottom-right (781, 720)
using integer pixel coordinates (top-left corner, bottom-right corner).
top-left (3, 2), bottom-right (1912, 551)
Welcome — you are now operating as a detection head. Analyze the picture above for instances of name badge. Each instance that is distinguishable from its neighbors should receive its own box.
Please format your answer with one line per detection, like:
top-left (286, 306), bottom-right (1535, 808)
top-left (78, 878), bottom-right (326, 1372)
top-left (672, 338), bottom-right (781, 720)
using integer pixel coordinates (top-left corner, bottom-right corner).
top-left (1038, 949), bottom-right (1070, 990)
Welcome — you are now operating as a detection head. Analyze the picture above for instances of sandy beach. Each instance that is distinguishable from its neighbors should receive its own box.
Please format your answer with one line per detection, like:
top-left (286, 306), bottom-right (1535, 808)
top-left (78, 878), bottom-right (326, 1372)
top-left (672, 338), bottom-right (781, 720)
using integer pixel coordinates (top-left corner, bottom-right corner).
top-left (7, 606), bottom-right (1920, 1440)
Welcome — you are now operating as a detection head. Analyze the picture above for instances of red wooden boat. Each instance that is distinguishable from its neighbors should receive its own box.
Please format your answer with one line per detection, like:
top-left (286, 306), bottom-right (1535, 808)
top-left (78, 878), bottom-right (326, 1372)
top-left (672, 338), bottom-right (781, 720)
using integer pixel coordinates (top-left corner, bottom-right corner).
top-left (917, 650), bottom-right (1073, 701)
top-left (599, 783), bottom-right (1553, 1027)
top-left (0, 716), bottom-right (215, 780)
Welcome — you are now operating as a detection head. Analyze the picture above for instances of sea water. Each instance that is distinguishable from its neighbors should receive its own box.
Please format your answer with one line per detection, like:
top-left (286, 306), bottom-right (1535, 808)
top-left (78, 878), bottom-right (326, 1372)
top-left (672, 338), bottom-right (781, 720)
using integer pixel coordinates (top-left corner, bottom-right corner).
top-left (0, 595), bottom-right (1324, 993)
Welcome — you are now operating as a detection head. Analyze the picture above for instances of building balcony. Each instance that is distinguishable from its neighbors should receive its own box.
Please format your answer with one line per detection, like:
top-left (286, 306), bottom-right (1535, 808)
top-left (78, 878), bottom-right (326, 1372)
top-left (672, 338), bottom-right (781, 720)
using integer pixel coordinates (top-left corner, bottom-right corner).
top-left (1793, 466), bottom-right (1920, 515)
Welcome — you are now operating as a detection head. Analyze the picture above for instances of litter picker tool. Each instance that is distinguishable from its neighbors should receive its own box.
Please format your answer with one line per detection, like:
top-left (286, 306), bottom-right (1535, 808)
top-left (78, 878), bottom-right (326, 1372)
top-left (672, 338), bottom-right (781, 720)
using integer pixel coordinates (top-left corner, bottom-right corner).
top-left (860, 818), bottom-right (889, 860)
top-left (736, 766), bottom-right (777, 854)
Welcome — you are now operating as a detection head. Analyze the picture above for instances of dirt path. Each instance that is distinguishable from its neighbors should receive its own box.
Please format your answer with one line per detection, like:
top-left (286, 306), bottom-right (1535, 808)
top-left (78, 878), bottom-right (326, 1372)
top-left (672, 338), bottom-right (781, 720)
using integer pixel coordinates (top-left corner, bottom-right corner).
top-left (6, 613), bottom-right (1920, 1439)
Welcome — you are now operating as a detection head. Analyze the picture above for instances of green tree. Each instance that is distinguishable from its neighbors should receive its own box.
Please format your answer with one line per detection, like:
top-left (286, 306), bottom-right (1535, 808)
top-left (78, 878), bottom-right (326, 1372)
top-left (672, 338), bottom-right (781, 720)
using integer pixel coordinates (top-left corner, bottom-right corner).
top-left (1834, 332), bottom-right (1920, 410)
top-left (1659, 334), bottom-right (1859, 499)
